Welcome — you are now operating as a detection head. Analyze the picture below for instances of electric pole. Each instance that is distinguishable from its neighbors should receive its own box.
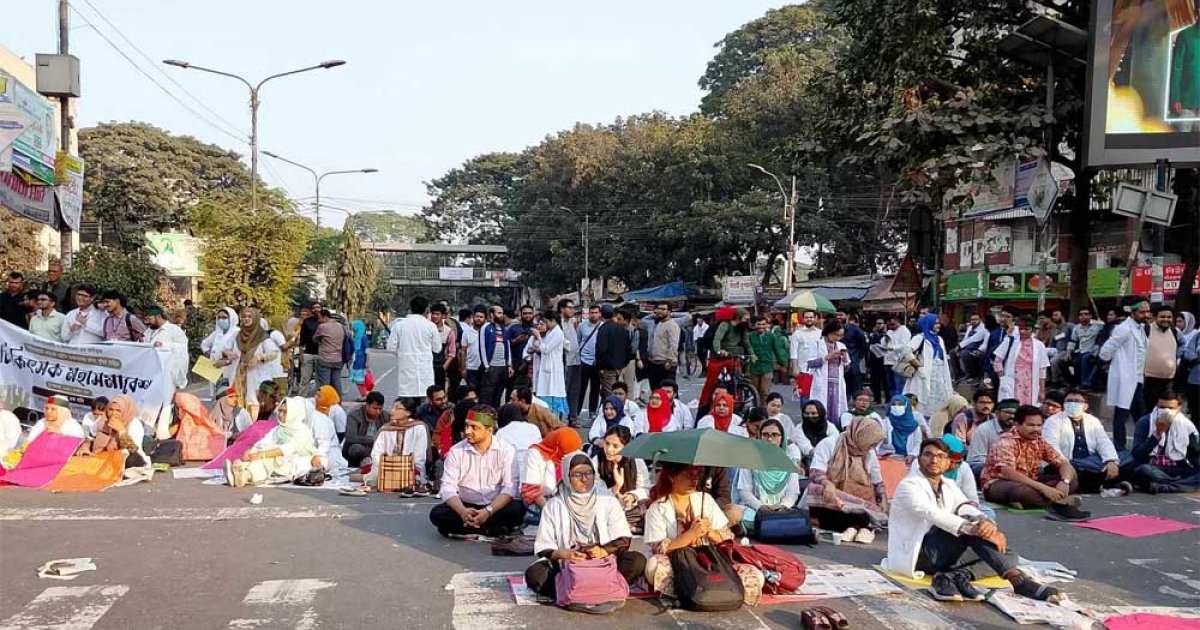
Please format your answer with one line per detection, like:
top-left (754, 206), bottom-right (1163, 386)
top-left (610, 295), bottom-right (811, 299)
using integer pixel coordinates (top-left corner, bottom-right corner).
top-left (58, 0), bottom-right (73, 268)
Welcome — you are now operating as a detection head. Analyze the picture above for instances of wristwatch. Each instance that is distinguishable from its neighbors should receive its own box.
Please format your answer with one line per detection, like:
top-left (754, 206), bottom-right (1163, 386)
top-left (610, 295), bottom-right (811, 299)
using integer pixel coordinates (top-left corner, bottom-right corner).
top-left (484, 505), bottom-right (494, 515)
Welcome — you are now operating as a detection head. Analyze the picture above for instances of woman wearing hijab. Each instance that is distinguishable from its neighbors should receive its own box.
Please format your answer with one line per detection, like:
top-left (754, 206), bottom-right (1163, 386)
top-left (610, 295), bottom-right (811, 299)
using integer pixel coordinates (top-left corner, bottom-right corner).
top-left (525, 451), bottom-right (645, 612)
top-left (903, 313), bottom-right (954, 416)
top-left (696, 391), bottom-right (746, 436)
top-left (365, 397), bottom-right (431, 493)
top-left (593, 425), bottom-right (651, 531)
top-left (314, 385), bottom-right (347, 442)
top-left (224, 396), bottom-right (318, 488)
top-left (1178, 312), bottom-right (1200, 415)
top-left (349, 320), bottom-right (370, 399)
top-left (588, 395), bottom-right (635, 451)
top-left (208, 387), bottom-right (253, 442)
top-left (886, 394), bottom-right (924, 461)
top-left (736, 418), bottom-right (802, 532)
top-left (804, 415), bottom-right (888, 543)
top-left (764, 392), bottom-right (797, 444)
top-left (794, 400), bottom-right (839, 467)
top-left (994, 316), bottom-right (1050, 406)
top-left (24, 395), bottom-right (86, 445)
top-left (221, 307), bottom-right (285, 419)
top-left (929, 393), bottom-right (970, 437)
top-left (86, 395), bottom-right (149, 468)
top-left (522, 427), bottom-right (584, 510)
top-left (633, 389), bottom-right (681, 436)
top-left (201, 307), bottom-right (239, 395)
top-left (806, 321), bottom-right (849, 421)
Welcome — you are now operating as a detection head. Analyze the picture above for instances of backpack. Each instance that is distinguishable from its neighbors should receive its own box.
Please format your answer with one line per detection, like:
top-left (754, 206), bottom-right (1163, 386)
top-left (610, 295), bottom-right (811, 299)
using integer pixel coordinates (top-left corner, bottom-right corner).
top-left (751, 508), bottom-right (817, 547)
top-left (554, 556), bottom-right (629, 607)
top-left (669, 545), bottom-right (744, 612)
top-left (125, 312), bottom-right (144, 343)
top-left (718, 540), bottom-right (808, 594)
top-left (341, 325), bottom-right (355, 365)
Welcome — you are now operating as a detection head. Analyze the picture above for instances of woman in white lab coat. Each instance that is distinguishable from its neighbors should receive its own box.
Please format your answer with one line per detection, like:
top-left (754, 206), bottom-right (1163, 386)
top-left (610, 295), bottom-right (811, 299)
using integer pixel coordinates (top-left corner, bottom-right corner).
top-left (993, 316), bottom-right (1050, 406)
top-left (904, 314), bottom-right (954, 416)
top-left (530, 312), bottom-right (569, 419)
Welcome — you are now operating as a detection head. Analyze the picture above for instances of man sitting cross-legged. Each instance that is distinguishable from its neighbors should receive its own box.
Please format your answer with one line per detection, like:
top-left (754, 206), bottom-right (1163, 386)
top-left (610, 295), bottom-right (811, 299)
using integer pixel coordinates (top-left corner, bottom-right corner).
top-left (883, 438), bottom-right (1065, 603)
top-left (981, 405), bottom-right (1090, 522)
top-left (1129, 390), bottom-right (1200, 494)
top-left (1042, 390), bottom-right (1132, 496)
top-left (429, 404), bottom-right (526, 537)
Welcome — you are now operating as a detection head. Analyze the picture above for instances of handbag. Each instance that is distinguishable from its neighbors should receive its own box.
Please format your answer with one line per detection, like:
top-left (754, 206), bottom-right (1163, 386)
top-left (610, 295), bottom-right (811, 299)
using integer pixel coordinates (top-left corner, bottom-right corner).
top-left (376, 429), bottom-right (415, 492)
top-left (669, 545), bottom-right (744, 612)
top-left (753, 508), bottom-right (816, 546)
top-left (794, 372), bottom-right (814, 397)
top-left (719, 540), bottom-right (807, 595)
top-left (554, 556), bottom-right (629, 607)
top-left (149, 439), bottom-right (183, 466)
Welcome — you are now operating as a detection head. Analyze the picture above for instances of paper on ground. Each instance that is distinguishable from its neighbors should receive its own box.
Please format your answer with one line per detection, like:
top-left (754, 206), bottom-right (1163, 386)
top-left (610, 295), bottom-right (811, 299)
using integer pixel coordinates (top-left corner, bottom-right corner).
top-left (37, 558), bottom-right (96, 580)
top-left (986, 590), bottom-right (1097, 628)
top-left (173, 467), bottom-right (220, 479)
top-left (1018, 557), bottom-right (1078, 584)
top-left (1107, 607), bottom-right (1200, 618)
top-left (799, 565), bottom-right (902, 598)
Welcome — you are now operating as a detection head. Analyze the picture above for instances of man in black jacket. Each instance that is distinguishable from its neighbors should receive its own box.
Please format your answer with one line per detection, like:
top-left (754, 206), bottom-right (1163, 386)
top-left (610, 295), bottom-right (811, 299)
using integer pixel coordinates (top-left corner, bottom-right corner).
top-left (594, 305), bottom-right (631, 401)
top-left (342, 392), bottom-right (386, 468)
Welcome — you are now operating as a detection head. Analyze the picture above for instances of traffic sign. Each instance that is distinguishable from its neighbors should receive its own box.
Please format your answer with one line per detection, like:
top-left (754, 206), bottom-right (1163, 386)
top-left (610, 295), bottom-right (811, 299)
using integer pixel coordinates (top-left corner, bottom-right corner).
top-left (1027, 158), bottom-right (1058, 224)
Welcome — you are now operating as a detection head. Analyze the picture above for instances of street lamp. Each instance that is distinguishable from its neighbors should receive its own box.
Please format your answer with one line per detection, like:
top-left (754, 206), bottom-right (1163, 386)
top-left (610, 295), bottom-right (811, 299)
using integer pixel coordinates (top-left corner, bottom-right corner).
top-left (262, 150), bottom-right (378, 229)
top-left (163, 58), bottom-right (347, 210)
top-left (749, 164), bottom-right (798, 292)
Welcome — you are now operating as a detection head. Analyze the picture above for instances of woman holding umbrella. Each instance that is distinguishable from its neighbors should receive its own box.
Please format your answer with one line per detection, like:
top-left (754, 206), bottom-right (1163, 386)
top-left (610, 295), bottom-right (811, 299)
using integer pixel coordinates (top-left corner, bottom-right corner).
top-left (643, 461), bottom-right (737, 595)
top-left (803, 415), bottom-right (889, 544)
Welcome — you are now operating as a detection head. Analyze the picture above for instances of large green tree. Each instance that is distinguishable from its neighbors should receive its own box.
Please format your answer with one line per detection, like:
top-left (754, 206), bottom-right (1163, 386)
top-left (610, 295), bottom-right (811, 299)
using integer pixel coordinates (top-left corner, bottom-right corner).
top-left (79, 122), bottom-right (253, 252)
top-left (0, 213), bottom-right (44, 273)
top-left (423, 152), bottom-right (526, 244)
top-left (326, 225), bottom-right (380, 321)
top-left (345, 211), bottom-right (427, 243)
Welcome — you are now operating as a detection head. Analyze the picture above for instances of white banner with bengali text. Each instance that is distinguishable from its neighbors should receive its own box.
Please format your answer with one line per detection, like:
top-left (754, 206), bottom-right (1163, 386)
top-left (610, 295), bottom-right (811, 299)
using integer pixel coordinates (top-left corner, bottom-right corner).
top-left (0, 320), bottom-right (174, 421)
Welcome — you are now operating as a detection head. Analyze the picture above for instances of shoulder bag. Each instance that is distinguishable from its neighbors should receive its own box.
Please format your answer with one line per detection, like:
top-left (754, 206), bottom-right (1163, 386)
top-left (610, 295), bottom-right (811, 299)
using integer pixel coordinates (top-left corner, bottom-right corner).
top-left (376, 429), bottom-right (415, 492)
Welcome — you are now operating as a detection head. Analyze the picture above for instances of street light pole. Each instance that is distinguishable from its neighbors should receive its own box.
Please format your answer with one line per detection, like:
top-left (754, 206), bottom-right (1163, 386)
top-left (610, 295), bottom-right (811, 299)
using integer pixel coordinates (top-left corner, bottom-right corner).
top-left (560, 206), bottom-right (590, 300)
top-left (163, 59), bottom-right (346, 211)
top-left (262, 151), bottom-right (377, 229)
top-left (749, 164), bottom-right (796, 292)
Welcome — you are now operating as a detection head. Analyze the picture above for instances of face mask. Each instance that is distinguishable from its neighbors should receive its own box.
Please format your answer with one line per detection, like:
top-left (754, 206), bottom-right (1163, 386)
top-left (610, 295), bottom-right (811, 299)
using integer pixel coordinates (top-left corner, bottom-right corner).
top-left (802, 414), bottom-right (820, 422)
top-left (1064, 402), bottom-right (1085, 418)
top-left (891, 405), bottom-right (906, 415)
top-left (217, 319), bottom-right (230, 331)
top-left (1159, 408), bottom-right (1177, 419)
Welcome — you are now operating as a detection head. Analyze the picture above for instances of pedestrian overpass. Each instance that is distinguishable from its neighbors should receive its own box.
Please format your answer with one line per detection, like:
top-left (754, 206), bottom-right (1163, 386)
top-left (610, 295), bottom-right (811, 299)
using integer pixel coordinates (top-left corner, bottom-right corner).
top-left (360, 241), bottom-right (523, 306)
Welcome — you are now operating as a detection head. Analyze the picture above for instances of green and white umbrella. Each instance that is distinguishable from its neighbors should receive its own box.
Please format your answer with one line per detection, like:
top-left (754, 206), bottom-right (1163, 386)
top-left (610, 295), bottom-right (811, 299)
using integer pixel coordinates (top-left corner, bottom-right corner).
top-left (775, 290), bottom-right (837, 314)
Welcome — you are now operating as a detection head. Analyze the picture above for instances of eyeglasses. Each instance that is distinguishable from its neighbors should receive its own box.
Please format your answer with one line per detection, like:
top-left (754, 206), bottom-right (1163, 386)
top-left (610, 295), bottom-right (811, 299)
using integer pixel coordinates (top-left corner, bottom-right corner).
top-left (760, 432), bottom-right (783, 439)
top-left (568, 471), bottom-right (595, 481)
top-left (919, 451), bottom-right (950, 460)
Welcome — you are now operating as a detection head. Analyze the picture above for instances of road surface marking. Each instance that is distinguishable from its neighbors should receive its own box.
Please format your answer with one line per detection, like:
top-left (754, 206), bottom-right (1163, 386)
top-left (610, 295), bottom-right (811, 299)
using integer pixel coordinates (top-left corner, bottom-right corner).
top-left (0, 585), bottom-right (129, 630)
top-left (669, 608), bottom-right (769, 629)
top-left (0, 506), bottom-right (353, 522)
top-left (1129, 559), bottom-right (1200, 601)
top-left (447, 571), bottom-right (526, 630)
top-left (853, 592), bottom-right (975, 630)
top-left (229, 579), bottom-right (335, 630)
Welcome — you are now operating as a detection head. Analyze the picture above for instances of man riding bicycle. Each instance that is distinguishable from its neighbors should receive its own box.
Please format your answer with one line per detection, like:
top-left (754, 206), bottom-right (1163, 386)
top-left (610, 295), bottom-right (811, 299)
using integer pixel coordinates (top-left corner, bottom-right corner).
top-left (699, 308), bottom-right (756, 411)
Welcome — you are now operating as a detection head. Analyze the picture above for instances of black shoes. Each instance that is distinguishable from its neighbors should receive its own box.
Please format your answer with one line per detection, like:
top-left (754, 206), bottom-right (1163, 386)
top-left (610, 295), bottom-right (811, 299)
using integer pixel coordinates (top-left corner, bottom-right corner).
top-left (950, 570), bottom-right (986, 602)
top-left (929, 572), bottom-right (963, 601)
top-left (1047, 501), bottom-right (1091, 522)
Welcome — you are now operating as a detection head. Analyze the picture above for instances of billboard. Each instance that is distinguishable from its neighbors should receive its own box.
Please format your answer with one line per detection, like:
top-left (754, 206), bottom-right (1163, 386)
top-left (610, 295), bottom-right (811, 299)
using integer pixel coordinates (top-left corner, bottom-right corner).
top-left (1085, 0), bottom-right (1200, 168)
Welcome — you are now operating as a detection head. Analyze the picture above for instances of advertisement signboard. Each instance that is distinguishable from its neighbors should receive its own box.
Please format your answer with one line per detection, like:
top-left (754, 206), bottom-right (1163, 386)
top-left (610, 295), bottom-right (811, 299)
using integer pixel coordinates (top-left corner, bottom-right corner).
top-left (54, 151), bottom-right (83, 231)
top-left (146, 232), bottom-right (202, 277)
top-left (1132, 263), bottom-right (1200, 296)
top-left (722, 276), bottom-right (757, 304)
top-left (942, 272), bottom-right (982, 302)
top-left (439, 267), bottom-right (474, 281)
top-left (1085, 0), bottom-right (1200, 167)
top-left (985, 272), bottom-right (1067, 299)
top-left (0, 69), bottom-right (56, 185)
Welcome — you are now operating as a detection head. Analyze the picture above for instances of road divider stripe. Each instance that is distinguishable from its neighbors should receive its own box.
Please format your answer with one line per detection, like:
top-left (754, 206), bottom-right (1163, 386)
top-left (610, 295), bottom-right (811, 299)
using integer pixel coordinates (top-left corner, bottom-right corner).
top-left (0, 506), bottom-right (353, 521)
top-left (447, 572), bottom-right (526, 630)
top-left (0, 585), bottom-right (129, 630)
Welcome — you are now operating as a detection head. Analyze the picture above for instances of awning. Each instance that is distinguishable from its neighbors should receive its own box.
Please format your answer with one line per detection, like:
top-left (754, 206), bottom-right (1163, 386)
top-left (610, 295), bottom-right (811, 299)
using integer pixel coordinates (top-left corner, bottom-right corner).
top-left (861, 277), bottom-right (920, 313)
top-left (777, 275), bottom-right (875, 306)
top-left (619, 281), bottom-right (696, 302)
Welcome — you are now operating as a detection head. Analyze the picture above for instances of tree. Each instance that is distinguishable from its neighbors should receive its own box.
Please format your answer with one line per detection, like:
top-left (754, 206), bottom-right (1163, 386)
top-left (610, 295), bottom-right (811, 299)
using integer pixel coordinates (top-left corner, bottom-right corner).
top-left (190, 189), bottom-right (311, 318)
top-left (326, 225), bottom-right (380, 321)
top-left (79, 122), bottom-right (253, 252)
top-left (423, 152), bottom-right (526, 244)
top-left (0, 213), bottom-right (44, 273)
top-left (345, 211), bottom-right (427, 243)
top-left (64, 244), bottom-right (167, 312)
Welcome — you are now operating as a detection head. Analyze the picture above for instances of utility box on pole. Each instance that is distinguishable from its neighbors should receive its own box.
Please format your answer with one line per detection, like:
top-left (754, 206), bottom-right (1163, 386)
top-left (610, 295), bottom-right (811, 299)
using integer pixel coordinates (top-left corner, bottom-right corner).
top-left (34, 54), bottom-right (80, 98)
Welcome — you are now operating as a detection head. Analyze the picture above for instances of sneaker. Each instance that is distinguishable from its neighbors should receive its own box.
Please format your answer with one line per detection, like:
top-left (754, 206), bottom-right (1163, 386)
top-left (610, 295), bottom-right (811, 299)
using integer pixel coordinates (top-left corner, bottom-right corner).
top-left (841, 527), bottom-right (858, 543)
top-left (950, 570), bottom-right (986, 602)
top-left (854, 528), bottom-right (876, 544)
top-left (929, 572), bottom-right (964, 602)
top-left (1116, 481), bottom-right (1134, 496)
top-left (1047, 502), bottom-right (1091, 522)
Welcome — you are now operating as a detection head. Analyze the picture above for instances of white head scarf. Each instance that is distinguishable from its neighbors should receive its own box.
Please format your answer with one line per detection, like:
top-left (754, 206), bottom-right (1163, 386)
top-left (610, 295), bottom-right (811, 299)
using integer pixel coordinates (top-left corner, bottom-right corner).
top-left (558, 450), bottom-right (599, 546)
top-left (1149, 407), bottom-right (1199, 462)
top-left (212, 307), bottom-right (240, 356)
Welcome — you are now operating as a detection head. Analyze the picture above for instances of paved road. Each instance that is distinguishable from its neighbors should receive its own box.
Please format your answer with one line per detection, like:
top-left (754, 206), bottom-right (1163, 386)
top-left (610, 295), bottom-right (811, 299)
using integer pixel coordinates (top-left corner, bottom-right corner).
top-left (4, 349), bottom-right (1199, 629)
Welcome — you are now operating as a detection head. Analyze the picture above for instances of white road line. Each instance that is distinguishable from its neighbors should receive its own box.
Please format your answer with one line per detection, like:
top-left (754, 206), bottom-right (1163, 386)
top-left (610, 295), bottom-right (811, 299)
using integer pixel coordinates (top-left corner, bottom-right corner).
top-left (447, 571), bottom-right (526, 630)
top-left (1129, 559), bottom-right (1200, 601)
top-left (669, 608), bottom-right (770, 629)
top-left (0, 585), bottom-right (129, 630)
top-left (852, 592), bottom-right (976, 630)
top-left (0, 506), bottom-right (352, 522)
top-left (229, 579), bottom-right (335, 629)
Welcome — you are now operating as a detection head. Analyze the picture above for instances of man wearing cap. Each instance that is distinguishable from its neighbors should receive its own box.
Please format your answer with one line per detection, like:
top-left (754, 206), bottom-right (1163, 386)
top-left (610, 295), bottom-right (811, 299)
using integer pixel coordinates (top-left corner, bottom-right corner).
top-left (1099, 296), bottom-right (1151, 451)
top-left (144, 305), bottom-right (190, 391)
top-left (966, 398), bottom-right (1019, 479)
top-left (430, 404), bottom-right (525, 537)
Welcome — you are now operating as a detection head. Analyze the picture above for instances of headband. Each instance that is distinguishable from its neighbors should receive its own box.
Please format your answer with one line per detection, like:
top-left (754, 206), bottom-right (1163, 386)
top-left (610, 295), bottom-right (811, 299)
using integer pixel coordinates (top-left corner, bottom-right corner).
top-left (996, 399), bottom-right (1019, 411)
top-left (1124, 299), bottom-right (1148, 313)
top-left (467, 410), bottom-right (496, 428)
top-left (48, 395), bottom-right (71, 409)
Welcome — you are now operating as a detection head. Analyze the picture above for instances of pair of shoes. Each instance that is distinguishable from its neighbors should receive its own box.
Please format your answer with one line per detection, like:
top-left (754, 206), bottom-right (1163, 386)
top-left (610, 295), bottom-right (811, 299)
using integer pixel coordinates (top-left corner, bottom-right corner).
top-left (564, 601), bottom-right (623, 615)
top-left (950, 569), bottom-right (986, 601)
top-left (224, 460), bottom-right (247, 488)
top-left (1010, 574), bottom-right (1064, 603)
top-left (1046, 501), bottom-right (1091, 522)
top-left (800, 606), bottom-right (849, 630)
top-left (398, 487), bottom-right (415, 498)
top-left (839, 528), bottom-right (875, 544)
top-left (928, 571), bottom-right (984, 602)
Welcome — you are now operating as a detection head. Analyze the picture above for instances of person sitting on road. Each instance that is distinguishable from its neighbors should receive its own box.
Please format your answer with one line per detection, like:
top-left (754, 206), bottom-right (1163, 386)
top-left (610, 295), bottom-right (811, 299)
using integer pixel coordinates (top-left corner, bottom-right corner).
top-left (314, 385), bottom-right (347, 442)
top-left (950, 390), bottom-right (996, 445)
top-left (660, 380), bottom-right (694, 430)
top-left (907, 433), bottom-right (991, 519)
top-left (589, 395), bottom-right (635, 452)
top-left (342, 391), bottom-right (386, 468)
top-left (365, 397), bottom-right (430, 494)
top-left (522, 427), bottom-right (584, 513)
top-left (764, 391), bottom-right (795, 443)
top-left (884, 438), bottom-right (1065, 603)
top-left (633, 389), bottom-right (682, 435)
top-left (1040, 391), bottom-right (1064, 421)
top-left (513, 387), bottom-right (563, 437)
top-left (524, 451), bottom-right (646, 613)
top-left (839, 390), bottom-right (883, 434)
top-left (83, 395), bottom-right (149, 469)
top-left (795, 400), bottom-right (839, 469)
top-left (966, 398), bottom-right (1018, 479)
top-left (0, 399), bottom-right (21, 466)
top-left (696, 391), bottom-right (746, 436)
top-left (208, 388), bottom-right (253, 442)
top-left (980, 405), bottom-right (1090, 521)
top-left (225, 397), bottom-right (319, 488)
top-left (611, 381), bottom-right (642, 423)
top-left (253, 381), bottom-right (283, 422)
top-left (301, 398), bottom-right (346, 472)
top-left (737, 418), bottom-right (802, 533)
top-left (593, 425), bottom-right (650, 532)
top-left (24, 395), bottom-right (86, 446)
top-left (882, 394), bottom-right (925, 462)
top-left (81, 396), bottom-right (108, 439)
top-left (1042, 390), bottom-right (1131, 495)
top-left (496, 402), bottom-right (542, 465)
top-left (804, 415), bottom-right (889, 543)
top-left (430, 404), bottom-right (525, 537)
top-left (1129, 390), bottom-right (1200, 493)
top-left (436, 388), bottom-right (477, 459)
top-left (928, 394), bottom-right (969, 438)
top-left (643, 462), bottom-right (736, 595)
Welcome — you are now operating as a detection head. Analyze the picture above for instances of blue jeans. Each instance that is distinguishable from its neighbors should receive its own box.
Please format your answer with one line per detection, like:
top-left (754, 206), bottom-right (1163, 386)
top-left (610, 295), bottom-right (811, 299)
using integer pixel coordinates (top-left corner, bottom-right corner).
top-left (1075, 352), bottom-right (1096, 389)
top-left (889, 371), bottom-right (907, 397)
top-left (1111, 383), bottom-right (1144, 452)
top-left (315, 360), bottom-right (342, 396)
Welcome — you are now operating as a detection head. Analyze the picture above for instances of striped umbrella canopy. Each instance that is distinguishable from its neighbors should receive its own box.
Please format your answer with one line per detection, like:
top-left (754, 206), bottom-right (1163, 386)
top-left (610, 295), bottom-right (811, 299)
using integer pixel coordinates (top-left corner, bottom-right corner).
top-left (781, 290), bottom-right (837, 314)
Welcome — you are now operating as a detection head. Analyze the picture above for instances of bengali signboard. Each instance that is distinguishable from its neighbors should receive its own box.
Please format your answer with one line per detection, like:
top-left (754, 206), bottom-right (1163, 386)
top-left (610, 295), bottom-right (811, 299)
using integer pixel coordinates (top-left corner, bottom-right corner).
top-left (0, 69), bottom-right (56, 186)
top-left (0, 169), bottom-right (55, 225)
top-left (942, 272), bottom-right (982, 302)
top-left (722, 276), bottom-right (757, 304)
top-left (1132, 263), bottom-right (1200, 297)
top-left (985, 272), bottom-right (1067, 299)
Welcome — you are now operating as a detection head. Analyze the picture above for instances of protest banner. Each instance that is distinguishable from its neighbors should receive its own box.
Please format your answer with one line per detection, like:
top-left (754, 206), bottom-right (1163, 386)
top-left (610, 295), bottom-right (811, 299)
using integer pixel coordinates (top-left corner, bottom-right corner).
top-left (0, 320), bottom-right (174, 420)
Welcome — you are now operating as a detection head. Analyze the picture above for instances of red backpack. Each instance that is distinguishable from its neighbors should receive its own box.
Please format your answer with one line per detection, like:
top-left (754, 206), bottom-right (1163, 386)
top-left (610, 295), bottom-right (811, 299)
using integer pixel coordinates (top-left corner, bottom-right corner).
top-left (718, 541), bottom-right (807, 594)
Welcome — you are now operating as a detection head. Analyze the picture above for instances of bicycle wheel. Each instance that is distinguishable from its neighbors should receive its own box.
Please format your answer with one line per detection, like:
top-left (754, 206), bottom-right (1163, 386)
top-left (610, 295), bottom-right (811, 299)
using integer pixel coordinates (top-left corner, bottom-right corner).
top-left (735, 377), bottom-right (760, 413)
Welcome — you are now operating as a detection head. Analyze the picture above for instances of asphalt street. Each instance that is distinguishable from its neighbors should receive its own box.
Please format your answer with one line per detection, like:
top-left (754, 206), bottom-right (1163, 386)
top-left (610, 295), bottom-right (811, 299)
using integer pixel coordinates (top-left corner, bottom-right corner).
top-left (2, 349), bottom-right (1199, 630)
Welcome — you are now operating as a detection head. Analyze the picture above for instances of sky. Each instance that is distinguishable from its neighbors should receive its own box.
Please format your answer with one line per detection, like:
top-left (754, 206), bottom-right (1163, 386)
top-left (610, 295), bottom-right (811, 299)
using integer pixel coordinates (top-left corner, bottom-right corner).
top-left (8, 1), bottom-right (788, 227)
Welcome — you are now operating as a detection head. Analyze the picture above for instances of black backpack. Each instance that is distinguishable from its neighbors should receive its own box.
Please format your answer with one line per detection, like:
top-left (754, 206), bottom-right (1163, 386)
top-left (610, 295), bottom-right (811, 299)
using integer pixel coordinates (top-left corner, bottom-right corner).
top-left (669, 545), bottom-right (744, 612)
top-left (340, 325), bottom-right (355, 365)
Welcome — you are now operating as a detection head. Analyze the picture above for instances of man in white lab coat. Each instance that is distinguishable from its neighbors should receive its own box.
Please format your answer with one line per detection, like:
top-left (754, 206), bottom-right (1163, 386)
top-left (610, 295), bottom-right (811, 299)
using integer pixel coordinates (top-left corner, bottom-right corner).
top-left (387, 296), bottom-right (443, 400)
top-left (1042, 390), bottom-right (1130, 495)
top-left (883, 438), bottom-right (1064, 603)
top-left (1098, 297), bottom-right (1151, 451)
top-left (144, 305), bottom-right (190, 391)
